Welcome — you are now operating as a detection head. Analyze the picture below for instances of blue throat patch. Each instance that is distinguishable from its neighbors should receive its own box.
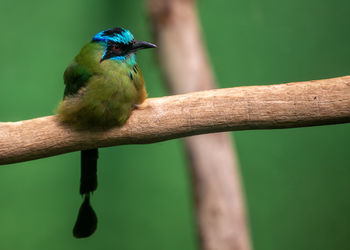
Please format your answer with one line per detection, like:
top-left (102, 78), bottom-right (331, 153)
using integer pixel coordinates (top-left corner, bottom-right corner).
top-left (100, 52), bottom-right (136, 66)
top-left (109, 54), bottom-right (136, 66)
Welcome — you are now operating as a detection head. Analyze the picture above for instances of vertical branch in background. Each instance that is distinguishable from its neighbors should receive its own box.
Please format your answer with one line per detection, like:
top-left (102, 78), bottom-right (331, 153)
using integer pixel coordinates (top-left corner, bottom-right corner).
top-left (146, 1), bottom-right (251, 250)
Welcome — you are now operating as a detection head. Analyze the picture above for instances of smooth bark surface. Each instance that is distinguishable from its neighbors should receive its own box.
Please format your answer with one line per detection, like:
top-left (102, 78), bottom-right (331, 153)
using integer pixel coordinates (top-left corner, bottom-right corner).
top-left (1, 76), bottom-right (349, 164)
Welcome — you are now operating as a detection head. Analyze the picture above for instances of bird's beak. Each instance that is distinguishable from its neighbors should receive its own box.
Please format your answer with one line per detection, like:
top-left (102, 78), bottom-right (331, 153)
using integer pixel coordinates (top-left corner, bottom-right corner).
top-left (131, 41), bottom-right (157, 52)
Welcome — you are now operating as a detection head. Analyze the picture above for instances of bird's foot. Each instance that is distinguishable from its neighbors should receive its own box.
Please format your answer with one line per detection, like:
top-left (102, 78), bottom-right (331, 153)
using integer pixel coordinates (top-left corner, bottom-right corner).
top-left (133, 101), bottom-right (149, 110)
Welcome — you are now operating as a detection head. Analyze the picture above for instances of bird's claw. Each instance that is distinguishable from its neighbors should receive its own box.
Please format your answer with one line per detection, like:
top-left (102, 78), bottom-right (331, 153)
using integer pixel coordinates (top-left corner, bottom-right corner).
top-left (133, 102), bottom-right (149, 110)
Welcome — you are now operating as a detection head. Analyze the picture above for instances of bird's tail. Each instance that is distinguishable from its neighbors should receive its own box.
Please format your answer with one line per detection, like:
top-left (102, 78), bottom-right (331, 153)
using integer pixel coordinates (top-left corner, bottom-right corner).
top-left (73, 148), bottom-right (99, 238)
top-left (73, 194), bottom-right (97, 238)
top-left (80, 149), bottom-right (98, 195)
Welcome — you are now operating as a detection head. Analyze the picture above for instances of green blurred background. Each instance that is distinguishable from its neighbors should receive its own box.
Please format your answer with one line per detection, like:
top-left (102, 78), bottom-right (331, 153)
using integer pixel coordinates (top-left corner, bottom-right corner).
top-left (0, 0), bottom-right (349, 249)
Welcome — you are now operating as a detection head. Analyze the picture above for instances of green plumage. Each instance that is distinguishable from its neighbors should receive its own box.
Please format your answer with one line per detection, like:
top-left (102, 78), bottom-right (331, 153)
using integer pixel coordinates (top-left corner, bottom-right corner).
top-left (57, 42), bottom-right (147, 128)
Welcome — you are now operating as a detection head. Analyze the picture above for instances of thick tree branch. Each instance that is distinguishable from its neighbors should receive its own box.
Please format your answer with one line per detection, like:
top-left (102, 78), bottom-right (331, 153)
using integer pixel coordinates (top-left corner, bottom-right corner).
top-left (0, 76), bottom-right (350, 165)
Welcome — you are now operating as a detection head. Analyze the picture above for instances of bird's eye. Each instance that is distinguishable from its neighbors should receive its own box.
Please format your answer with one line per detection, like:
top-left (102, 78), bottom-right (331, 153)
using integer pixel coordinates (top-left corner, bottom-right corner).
top-left (112, 46), bottom-right (119, 52)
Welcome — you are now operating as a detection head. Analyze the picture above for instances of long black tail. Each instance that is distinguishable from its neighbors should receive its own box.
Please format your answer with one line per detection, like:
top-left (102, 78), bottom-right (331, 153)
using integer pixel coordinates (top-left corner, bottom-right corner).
top-left (73, 148), bottom-right (99, 238)
top-left (80, 149), bottom-right (98, 195)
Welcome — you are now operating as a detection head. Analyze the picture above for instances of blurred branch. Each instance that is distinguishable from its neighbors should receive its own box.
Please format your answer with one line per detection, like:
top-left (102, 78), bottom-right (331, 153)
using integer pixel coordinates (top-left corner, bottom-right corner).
top-left (1, 76), bottom-right (349, 165)
top-left (146, 0), bottom-right (251, 249)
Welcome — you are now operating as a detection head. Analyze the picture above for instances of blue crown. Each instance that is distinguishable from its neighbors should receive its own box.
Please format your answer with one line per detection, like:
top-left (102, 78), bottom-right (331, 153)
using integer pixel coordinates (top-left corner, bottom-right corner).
top-left (92, 27), bottom-right (134, 45)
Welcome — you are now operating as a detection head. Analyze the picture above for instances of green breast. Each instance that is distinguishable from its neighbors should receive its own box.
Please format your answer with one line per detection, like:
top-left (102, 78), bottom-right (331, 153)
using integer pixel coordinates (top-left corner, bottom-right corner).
top-left (57, 42), bottom-right (146, 129)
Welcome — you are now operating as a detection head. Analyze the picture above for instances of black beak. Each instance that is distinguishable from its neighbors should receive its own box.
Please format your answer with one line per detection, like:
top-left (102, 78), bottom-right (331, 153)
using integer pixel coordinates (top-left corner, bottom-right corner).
top-left (131, 40), bottom-right (157, 52)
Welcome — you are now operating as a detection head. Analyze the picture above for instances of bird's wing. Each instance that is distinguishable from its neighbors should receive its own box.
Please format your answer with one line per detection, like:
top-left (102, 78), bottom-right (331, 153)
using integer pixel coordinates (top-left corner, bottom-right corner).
top-left (63, 61), bottom-right (92, 97)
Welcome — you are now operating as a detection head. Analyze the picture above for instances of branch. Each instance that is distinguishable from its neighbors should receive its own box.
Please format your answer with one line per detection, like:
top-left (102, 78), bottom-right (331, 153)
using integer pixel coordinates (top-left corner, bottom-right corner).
top-left (1, 76), bottom-right (350, 165)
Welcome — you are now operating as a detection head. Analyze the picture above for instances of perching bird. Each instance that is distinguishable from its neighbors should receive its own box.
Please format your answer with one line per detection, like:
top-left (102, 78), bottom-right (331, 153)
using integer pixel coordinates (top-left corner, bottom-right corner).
top-left (56, 27), bottom-right (156, 238)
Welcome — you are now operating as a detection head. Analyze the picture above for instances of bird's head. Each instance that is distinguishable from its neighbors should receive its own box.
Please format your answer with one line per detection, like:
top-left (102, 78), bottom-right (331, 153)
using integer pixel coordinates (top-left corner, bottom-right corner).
top-left (92, 27), bottom-right (156, 63)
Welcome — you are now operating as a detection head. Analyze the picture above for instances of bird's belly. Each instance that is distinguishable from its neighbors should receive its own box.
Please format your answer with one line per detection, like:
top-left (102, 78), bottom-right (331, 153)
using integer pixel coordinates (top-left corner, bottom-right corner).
top-left (57, 75), bottom-right (138, 128)
top-left (84, 78), bottom-right (137, 127)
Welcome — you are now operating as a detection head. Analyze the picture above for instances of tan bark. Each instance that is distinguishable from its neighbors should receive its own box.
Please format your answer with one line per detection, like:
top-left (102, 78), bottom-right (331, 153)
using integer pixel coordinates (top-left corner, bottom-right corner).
top-left (1, 76), bottom-right (349, 165)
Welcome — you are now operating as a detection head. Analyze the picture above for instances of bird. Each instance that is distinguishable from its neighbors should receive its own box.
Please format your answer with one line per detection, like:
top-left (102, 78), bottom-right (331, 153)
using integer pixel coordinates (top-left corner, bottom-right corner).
top-left (56, 27), bottom-right (156, 238)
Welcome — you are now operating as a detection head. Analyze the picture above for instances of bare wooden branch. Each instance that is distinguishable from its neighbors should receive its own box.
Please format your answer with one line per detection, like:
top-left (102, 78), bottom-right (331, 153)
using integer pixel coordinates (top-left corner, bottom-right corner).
top-left (1, 76), bottom-right (349, 166)
top-left (147, 0), bottom-right (251, 249)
